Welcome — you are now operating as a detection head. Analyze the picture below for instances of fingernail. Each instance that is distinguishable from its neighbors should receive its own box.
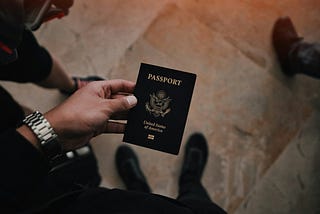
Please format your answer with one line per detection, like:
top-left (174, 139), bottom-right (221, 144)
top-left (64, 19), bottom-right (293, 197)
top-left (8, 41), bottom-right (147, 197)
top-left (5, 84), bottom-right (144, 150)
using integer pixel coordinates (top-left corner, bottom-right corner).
top-left (126, 95), bottom-right (137, 106)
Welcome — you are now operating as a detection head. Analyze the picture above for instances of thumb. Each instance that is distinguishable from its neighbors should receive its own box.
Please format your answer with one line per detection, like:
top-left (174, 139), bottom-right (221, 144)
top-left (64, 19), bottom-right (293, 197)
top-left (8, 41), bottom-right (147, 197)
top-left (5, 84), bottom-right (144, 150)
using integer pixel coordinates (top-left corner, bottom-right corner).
top-left (107, 95), bottom-right (137, 114)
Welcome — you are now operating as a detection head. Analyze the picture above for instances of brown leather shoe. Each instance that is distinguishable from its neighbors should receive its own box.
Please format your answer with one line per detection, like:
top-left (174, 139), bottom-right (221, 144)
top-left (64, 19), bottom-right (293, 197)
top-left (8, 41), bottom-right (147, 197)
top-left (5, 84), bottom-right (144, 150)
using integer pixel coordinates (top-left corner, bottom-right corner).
top-left (272, 16), bottom-right (303, 76)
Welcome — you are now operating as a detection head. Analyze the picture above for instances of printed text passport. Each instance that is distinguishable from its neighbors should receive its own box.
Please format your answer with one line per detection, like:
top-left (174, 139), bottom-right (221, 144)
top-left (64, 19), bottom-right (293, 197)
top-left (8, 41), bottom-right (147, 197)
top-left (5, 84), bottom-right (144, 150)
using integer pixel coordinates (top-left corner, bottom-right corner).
top-left (123, 63), bottom-right (196, 155)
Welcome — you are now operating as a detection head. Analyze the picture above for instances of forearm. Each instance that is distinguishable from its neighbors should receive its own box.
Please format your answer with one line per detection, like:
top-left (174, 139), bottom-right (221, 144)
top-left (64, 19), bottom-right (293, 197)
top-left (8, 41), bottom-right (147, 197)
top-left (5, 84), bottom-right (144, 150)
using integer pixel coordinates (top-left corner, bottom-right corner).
top-left (36, 56), bottom-right (75, 91)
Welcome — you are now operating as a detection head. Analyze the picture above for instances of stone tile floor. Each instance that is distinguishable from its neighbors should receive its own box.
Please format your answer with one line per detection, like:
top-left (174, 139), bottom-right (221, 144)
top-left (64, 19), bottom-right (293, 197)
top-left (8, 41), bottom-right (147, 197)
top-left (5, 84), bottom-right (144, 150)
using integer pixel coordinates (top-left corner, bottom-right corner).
top-left (1, 0), bottom-right (320, 213)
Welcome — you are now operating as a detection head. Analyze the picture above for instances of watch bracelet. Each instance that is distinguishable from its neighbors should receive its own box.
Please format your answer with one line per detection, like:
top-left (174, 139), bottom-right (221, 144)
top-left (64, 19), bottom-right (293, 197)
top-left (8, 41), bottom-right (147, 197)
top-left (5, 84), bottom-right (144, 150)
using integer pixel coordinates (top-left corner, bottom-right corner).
top-left (23, 111), bottom-right (62, 159)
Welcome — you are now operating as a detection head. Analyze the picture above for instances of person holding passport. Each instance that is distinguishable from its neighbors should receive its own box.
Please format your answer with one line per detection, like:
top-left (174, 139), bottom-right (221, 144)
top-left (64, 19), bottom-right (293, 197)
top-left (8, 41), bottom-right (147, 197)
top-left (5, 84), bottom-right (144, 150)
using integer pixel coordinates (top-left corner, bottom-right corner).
top-left (0, 1), bottom-right (226, 213)
top-left (0, 79), bottom-right (226, 213)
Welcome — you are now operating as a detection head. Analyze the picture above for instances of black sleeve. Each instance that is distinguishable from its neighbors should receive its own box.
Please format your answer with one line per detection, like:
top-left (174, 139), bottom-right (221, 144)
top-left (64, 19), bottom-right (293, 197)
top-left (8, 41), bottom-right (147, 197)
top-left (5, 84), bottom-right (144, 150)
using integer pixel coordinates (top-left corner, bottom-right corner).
top-left (0, 30), bottom-right (53, 83)
top-left (0, 129), bottom-right (49, 212)
top-left (0, 86), bottom-right (25, 132)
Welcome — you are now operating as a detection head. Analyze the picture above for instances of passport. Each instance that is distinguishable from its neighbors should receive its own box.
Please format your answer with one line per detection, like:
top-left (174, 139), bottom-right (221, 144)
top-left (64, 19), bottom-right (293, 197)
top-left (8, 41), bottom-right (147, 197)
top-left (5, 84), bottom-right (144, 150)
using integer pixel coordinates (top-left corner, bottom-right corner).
top-left (123, 63), bottom-right (196, 155)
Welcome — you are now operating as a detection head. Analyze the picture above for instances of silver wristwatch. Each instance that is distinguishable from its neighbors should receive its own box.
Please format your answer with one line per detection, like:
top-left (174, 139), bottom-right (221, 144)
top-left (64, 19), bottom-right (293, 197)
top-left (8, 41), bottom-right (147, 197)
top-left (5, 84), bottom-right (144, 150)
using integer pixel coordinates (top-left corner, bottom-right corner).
top-left (23, 111), bottom-right (62, 159)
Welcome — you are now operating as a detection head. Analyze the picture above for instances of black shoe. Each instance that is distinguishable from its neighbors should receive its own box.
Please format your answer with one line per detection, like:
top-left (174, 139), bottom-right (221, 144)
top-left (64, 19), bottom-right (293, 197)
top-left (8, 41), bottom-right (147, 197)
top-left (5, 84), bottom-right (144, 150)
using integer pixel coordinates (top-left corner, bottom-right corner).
top-left (272, 16), bottom-right (303, 76)
top-left (115, 145), bottom-right (151, 193)
top-left (179, 133), bottom-right (208, 185)
top-left (60, 75), bottom-right (105, 95)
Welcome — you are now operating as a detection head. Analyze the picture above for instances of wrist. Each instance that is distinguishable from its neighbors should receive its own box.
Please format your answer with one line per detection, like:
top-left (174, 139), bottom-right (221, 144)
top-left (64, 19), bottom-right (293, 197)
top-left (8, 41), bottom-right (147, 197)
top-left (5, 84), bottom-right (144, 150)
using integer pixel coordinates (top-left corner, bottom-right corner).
top-left (20, 111), bottom-right (62, 159)
top-left (17, 125), bottom-right (41, 151)
top-left (43, 109), bottom-right (64, 139)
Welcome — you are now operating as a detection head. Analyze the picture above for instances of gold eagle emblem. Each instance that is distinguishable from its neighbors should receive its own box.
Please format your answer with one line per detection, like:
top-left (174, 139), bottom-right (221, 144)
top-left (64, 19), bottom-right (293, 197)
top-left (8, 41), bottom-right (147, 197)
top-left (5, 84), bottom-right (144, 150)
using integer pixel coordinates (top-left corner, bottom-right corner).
top-left (146, 90), bottom-right (171, 117)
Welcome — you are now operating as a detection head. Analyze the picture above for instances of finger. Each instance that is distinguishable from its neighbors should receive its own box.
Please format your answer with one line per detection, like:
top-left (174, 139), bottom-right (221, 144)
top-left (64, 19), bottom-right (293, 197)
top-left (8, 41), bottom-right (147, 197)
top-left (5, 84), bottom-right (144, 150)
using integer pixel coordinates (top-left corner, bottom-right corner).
top-left (111, 94), bottom-right (131, 99)
top-left (107, 119), bottom-right (127, 125)
top-left (105, 79), bottom-right (135, 94)
top-left (105, 95), bottom-right (137, 114)
top-left (110, 111), bottom-right (128, 120)
top-left (86, 80), bottom-right (134, 98)
top-left (104, 121), bottom-right (126, 133)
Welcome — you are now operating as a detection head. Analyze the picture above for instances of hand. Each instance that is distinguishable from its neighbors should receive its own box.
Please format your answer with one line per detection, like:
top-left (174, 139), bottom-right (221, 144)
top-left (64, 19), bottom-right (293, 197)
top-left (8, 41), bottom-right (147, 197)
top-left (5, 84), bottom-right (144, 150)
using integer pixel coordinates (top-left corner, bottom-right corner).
top-left (45, 79), bottom-right (137, 151)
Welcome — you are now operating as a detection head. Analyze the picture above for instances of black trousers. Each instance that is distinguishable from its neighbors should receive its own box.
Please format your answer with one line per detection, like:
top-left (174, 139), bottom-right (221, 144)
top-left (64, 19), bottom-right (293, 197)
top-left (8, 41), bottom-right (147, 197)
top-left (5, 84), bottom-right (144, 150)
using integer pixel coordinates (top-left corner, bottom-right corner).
top-left (132, 173), bottom-right (213, 207)
top-left (177, 180), bottom-right (212, 203)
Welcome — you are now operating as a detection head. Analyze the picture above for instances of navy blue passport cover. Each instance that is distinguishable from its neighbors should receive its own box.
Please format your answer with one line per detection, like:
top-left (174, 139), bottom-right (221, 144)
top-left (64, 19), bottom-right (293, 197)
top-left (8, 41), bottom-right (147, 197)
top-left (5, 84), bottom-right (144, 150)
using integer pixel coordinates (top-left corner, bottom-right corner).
top-left (123, 63), bottom-right (196, 155)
